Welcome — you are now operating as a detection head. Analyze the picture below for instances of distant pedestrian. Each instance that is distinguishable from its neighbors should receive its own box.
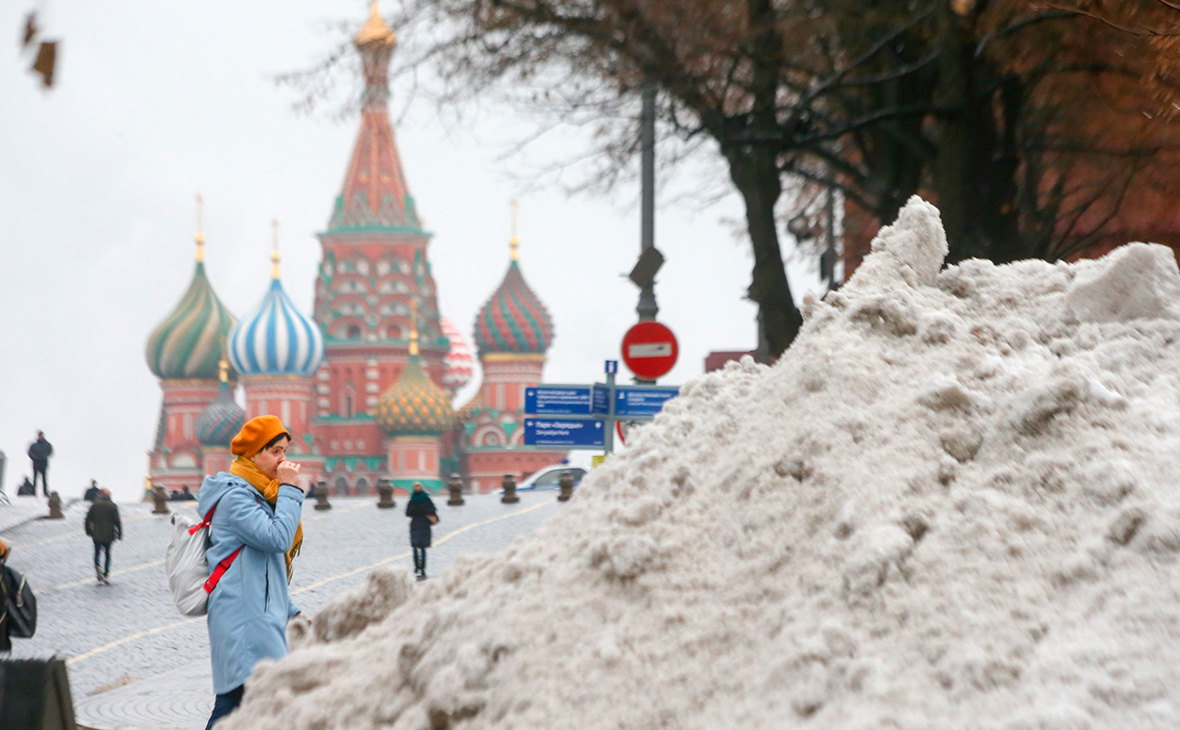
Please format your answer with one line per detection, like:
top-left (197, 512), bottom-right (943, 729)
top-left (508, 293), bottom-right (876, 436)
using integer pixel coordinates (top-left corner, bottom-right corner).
top-left (85, 490), bottom-right (122, 584)
top-left (83, 480), bottom-right (100, 502)
top-left (198, 415), bottom-right (308, 729)
top-left (27, 431), bottom-right (52, 497)
top-left (16, 477), bottom-right (34, 496)
top-left (405, 482), bottom-right (438, 581)
top-left (181, 486), bottom-right (197, 501)
top-left (0, 539), bottom-right (13, 651)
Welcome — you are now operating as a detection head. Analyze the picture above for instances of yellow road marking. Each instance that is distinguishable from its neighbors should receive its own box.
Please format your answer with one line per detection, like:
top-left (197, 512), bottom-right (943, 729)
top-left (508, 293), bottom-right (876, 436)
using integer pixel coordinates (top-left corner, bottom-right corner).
top-left (66, 499), bottom-right (557, 666)
top-left (68, 617), bottom-right (202, 666)
top-left (41, 558), bottom-right (165, 594)
top-left (293, 499), bottom-right (554, 594)
top-left (15, 513), bottom-right (153, 549)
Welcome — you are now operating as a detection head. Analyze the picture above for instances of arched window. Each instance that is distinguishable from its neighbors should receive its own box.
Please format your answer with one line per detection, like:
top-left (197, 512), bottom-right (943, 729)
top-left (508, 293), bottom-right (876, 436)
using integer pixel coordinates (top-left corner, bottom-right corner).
top-left (333, 477), bottom-right (349, 496)
top-left (355, 477), bottom-right (370, 496)
top-left (347, 324), bottom-right (362, 339)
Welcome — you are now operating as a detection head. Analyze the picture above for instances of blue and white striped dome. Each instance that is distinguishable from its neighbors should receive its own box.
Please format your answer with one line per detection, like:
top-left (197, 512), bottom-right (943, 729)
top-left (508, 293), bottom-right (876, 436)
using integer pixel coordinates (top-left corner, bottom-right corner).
top-left (228, 278), bottom-right (325, 377)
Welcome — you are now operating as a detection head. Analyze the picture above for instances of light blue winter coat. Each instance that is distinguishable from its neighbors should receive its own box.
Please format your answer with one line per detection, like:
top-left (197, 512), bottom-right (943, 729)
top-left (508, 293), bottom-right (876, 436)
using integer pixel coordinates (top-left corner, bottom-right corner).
top-left (197, 472), bottom-right (304, 694)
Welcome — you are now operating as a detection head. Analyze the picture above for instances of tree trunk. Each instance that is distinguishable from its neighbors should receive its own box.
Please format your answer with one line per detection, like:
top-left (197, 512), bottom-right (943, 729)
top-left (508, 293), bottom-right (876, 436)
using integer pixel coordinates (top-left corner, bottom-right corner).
top-left (727, 148), bottom-right (803, 361)
top-left (932, 3), bottom-right (1021, 264)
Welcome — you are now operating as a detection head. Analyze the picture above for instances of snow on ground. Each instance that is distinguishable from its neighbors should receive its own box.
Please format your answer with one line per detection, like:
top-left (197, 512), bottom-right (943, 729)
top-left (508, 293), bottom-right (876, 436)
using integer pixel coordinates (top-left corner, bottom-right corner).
top-left (224, 197), bottom-right (1180, 730)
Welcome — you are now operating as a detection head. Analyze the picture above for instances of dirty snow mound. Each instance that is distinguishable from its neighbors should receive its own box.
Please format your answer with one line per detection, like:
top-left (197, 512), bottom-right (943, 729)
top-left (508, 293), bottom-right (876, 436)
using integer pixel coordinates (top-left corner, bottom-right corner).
top-left (223, 198), bottom-right (1180, 730)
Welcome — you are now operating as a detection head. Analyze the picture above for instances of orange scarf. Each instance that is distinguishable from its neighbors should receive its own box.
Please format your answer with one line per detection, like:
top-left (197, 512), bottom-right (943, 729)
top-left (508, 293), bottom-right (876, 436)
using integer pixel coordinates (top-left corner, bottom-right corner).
top-left (230, 456), bottom-right (303, 583)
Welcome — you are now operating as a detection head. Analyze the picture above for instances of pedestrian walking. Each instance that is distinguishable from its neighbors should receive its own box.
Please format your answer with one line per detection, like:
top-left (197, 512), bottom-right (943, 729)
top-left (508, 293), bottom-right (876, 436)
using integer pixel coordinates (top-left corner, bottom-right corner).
top-left (84, 489), bottom-right (122, 584)
top-left (83, 479), bottom-right (100, 502)
top-left (405, 482), bottom-right (438, 581)
top-left (197, 415), bottom-right (309, 729)
top-left (27, 431), bottom-right (52, 497)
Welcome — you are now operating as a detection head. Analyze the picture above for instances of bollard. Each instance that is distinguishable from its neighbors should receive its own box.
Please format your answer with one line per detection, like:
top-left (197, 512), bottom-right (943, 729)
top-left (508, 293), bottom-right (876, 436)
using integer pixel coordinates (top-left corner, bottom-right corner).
top-left (314, 478), bottom-right (332, 511)
top-left (376, 478), bottom-right (395, 509)
top-left (46, 491), bottom-right (64, 519)
top-left (152, 486), bottom-right (170, 515)
top-left (500, 473), bottom-right (519, 504)
top-left (558, 470), bottom-right (574, 502)
top-left (447, 473), bottom-right (464, 506)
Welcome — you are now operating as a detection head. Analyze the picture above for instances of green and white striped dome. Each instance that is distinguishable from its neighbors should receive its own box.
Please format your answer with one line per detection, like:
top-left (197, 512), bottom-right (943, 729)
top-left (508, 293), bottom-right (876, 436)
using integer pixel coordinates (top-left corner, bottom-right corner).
top-left (146, 259), bottom-right (237, 381)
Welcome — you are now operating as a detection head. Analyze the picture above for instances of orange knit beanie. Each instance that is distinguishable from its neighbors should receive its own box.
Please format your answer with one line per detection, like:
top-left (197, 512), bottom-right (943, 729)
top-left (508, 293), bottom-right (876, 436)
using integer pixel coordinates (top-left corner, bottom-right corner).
top-left (230, 415), bottom-right (290, 457)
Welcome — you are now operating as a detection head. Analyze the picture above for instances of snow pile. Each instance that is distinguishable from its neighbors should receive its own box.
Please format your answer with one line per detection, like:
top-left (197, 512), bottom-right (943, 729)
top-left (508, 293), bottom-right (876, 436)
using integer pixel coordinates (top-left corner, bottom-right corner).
top-left (225, 197), bottom-right (1180, 729)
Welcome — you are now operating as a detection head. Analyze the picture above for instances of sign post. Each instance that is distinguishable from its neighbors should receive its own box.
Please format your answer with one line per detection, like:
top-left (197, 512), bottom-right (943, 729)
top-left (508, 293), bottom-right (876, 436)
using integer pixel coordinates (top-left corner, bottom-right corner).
top-left (522, 359), bottom-right (678, 455)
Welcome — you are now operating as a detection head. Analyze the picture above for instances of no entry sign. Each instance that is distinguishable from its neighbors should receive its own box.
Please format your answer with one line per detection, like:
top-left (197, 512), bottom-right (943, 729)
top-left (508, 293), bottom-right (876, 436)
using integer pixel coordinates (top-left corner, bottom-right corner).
top-left (621, 321), bottom-right (678, 380)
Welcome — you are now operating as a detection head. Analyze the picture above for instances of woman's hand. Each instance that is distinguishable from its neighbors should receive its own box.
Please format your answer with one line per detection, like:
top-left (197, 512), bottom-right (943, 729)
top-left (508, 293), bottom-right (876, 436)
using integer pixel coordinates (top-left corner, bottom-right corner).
top-left (277, 460), bottom-right (302, 486)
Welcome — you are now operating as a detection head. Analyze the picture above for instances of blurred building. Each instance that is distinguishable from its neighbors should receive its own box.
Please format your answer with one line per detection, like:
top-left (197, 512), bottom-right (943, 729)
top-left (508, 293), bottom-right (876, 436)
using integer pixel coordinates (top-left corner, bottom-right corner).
top-left (144, 3), bottom-right (562, 495)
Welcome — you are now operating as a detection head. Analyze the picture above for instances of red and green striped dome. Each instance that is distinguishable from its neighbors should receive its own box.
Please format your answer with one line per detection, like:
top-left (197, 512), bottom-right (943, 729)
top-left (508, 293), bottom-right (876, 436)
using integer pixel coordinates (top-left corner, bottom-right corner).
top-left (375, 356), bottom-right (455, 436)
top-left (146, 260), bottom-right (237, 381)
top-left (474, 260), bottom-right (553, 356)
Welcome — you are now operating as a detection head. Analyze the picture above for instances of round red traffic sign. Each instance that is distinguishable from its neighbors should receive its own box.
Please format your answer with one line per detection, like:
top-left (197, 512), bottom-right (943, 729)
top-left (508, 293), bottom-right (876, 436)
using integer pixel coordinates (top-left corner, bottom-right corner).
top-left (621, 321), bottom-right (678, 380)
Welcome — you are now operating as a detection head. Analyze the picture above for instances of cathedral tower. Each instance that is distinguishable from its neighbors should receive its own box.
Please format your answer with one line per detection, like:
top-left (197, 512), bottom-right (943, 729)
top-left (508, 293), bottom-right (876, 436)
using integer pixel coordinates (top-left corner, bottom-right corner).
top-left (145, 197), bottom-right (237, 493)
top-left (312, 1), bottom-right (448, 495)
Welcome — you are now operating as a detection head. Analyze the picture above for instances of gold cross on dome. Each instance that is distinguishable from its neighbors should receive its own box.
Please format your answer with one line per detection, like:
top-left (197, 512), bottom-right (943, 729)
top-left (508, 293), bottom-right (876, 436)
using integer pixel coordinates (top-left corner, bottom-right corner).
top-left (509, 198), bottom-right (520, 261)
top-left (271, 219), bottom-right (281, 279)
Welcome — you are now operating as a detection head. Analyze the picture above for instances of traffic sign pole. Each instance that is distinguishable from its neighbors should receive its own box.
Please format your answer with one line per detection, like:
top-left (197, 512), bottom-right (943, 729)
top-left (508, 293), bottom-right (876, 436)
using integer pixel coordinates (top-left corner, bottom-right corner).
top-left (603, 362), bottom-right (617, 454)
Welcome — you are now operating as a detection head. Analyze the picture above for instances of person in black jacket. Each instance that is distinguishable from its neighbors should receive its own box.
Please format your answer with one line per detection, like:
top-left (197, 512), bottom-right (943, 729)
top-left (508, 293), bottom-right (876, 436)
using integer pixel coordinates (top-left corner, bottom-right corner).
top-left (83, 480), bottom-right (100, 502)
top-left (0, 539), bottom-right (10, 651)
top-left (27, 431), bottom-right (52, 497)
top-left (405, 482), bottom-right (438, 581)
top-left (85, 490), bottom-right (122, 584)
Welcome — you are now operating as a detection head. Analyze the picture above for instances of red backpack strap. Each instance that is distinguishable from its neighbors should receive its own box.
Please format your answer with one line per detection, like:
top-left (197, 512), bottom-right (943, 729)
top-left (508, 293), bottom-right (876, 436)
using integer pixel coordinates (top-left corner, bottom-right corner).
top-left (188, 504), bottom-right (219, 536)
top-left (204, 546), bottom-right (244, 594)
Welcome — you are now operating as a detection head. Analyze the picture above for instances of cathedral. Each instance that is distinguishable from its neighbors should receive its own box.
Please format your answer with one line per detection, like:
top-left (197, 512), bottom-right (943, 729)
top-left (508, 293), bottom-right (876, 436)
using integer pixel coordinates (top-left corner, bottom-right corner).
top-left (144, 3), bottom-right (565, 496)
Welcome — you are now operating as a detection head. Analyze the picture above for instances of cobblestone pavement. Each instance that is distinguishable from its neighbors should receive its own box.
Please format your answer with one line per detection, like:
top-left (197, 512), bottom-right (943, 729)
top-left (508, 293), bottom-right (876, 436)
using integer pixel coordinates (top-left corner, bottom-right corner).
top-left (0, 490), bottom-right (564, 730)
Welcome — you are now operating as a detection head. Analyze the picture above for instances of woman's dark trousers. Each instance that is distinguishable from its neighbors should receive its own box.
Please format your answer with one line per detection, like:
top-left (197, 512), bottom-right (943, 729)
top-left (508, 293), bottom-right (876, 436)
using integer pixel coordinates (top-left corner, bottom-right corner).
top-left (413, 547), bottom-right (427, 576)
top-left (205, 685), bottom-right (245, 729)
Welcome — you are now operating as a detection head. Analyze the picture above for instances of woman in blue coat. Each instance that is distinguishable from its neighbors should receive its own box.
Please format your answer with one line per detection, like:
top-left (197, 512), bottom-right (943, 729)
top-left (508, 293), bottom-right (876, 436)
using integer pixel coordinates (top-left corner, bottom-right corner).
top-left (405, 482), bottom-right (438, 580)
top-left (197, 415), bottom-right (307, 729)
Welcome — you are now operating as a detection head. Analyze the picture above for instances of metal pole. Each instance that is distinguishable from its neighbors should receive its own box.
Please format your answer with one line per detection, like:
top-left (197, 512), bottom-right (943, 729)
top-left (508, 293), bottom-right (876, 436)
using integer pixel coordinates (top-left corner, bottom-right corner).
top-left (822, 184), bottom-right (837, 292)
top-left (637, 77), bottom-right (658, 322)
top-left (603, 369), bottom-right (617, 455)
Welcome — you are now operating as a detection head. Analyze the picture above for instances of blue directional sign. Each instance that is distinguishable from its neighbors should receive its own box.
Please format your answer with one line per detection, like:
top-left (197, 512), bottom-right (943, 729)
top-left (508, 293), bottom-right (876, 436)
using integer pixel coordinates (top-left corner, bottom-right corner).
top-left (592, 384), bottom-right (611, 415)
top-left (525, 386), bottom-right (592, 415)
top-left (524, 418), bottom-right (605, 447)
top-left (614, 387), bottom-right (679, 418)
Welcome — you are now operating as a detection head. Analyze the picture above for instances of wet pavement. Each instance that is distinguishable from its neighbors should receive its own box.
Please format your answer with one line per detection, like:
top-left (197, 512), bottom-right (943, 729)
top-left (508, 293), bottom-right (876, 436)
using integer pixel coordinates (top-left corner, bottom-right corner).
top-left (0, 490), bottom-right (564, 730)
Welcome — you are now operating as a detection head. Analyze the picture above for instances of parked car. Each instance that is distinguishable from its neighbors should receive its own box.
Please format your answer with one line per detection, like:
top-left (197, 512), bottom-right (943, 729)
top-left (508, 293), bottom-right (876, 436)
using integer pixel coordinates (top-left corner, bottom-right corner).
top-left (513, 465), bottom-right (588, 492)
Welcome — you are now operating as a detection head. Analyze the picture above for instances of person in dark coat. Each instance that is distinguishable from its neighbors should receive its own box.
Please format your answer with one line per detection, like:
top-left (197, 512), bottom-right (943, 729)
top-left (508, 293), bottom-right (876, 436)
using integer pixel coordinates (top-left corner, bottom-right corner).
top-left (83, 480), bottom-right (100, 502)
top-left (405, 482), bottom-right (438, 581)
top-left (27, 431), bottom-right (52, 497)
top-left (0, 539), bottom-right (12, 652)
top-left (84, 490), bottom-right (122, 583)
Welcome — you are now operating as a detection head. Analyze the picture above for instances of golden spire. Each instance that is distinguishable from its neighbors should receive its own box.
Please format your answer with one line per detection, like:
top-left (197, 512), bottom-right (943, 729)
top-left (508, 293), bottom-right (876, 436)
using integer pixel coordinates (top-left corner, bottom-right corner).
top-left (356, 0), bottom-right (396, 47)
top-left (270, 219), bottom-right (281, 279)
top-left (218, 339), bottom-right (229, 384)
top-left (509, 198), bottom-right (520, 262)
top-left (195, 193), bottom-right (206, 263)
top-left (409, 298), bottom-right (419, 357)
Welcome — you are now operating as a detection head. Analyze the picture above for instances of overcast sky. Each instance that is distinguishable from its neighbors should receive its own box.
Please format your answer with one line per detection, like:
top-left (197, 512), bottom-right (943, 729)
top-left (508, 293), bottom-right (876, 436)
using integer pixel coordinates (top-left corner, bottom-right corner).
top-left (0, 1), bottom-right (825, 502)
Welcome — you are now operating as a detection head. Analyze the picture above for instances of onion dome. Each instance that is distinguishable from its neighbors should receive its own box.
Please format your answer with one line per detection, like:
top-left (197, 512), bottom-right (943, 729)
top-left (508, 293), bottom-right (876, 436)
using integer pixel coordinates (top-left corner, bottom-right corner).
top-left (441, 316), bottom-right (475, 395)
top-left (146, 198), bottom-right (237, 380)
top-left (196, 360), bottom-right (246, 447)
top-left (473, 202), bottom-right (554, 356)
top-left (376, 302), bottom-right (455, 435)
top-left (227, 224), bottom-right (325, 378)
